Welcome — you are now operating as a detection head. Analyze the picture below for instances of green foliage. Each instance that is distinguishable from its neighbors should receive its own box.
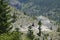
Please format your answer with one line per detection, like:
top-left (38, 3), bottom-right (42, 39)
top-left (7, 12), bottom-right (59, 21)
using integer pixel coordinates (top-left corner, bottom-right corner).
top-left (11, 31), bottom-right (20, 40)
top-left (50, 27), bottom-right (52, 30)
top-left (34, 38), bottom-right (40, 40)
top-left (42, 37), bottom-right (44, 40)
top-left (24, 12), bottom-right (27, 15)
top-left (57, 27), bottom-right (60, 32)
top-left (0, 0), bottom-right (11, 34)
top-left (37, 21), bottom-right (41, 36)
top-left (32, 16), bottom-right (37, 20)
top-left (38, 21), bottom-right (41, 25)
top-left (0, 33), bottom-right (12, 40)
top-left (12, 12), bottom-right (17, 23)
top-left (0, 31), bottom-right (21, 40)
top-left (27, 26), bottom-right (35, 40)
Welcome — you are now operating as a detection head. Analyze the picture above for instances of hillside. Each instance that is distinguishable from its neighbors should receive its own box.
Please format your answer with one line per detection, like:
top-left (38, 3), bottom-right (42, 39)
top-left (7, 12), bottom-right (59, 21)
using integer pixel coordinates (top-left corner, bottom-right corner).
top-left (0, 0), bottom-right (60, 40)
top-left (9, 5), bottom-right (56, 31)
top-left (9, 0), bottom-right (60, 24)
top-left (9, 6), bottom-right (60, 40)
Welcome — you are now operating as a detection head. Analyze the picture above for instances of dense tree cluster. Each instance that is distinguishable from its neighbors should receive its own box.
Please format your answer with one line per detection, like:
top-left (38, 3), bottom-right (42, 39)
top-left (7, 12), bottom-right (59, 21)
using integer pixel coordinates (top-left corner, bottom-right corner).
top-left (0, 0), bottom-right (11, 34)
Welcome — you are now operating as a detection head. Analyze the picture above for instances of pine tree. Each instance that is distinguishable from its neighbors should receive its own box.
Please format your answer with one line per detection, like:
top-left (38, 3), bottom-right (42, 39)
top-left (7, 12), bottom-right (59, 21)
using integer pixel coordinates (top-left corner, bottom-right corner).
top-left (50, 37), bottom-right (52, 40)
top-left (35, 38), bottom-right (40, 40)
top-left (57, 26), bottom-right (60, 32)
top-left (50, 26), bottom-right (52, 30)
top-left (32, 23), bottom-right (34, 26)
top-left (24, 12), bottom-right (26, 15)
top-left (12, 12), bottom-right (17, 23)
top-left (0, 0), bottom-right (11, 34)
top-left (43, 37), bottom-right (44, 40)
top-left (13, 28), bottom-right (20, 40)
top-left (12, 31), bottom-right (20, 40)
top-left (27, 26), bottom-right (35, 40)
top-left (37, 21), bottom-right (41, 36)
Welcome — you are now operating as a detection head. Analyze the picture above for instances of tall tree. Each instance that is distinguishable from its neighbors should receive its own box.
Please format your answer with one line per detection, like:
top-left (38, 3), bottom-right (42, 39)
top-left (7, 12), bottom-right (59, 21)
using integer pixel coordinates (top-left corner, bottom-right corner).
top-left (50, 26), bottom-right (52, 30)
top-left (57, 26), bottom-right (60, 32)
top-left (24, 12), bottom-right (27, 15)
top-left (0, 0), bottom-right (11, 34)
top-left (37, 21), bottom-right (42, 36)
top-left (12, 12), bottom-right (17, 23)
top-left (27, 25), bottom-right (35, 40)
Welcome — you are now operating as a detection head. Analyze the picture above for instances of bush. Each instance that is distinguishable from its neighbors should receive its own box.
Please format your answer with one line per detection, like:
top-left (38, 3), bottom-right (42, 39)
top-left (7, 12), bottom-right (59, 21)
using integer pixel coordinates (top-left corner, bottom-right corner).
top-left (0, 32), bottom-right (21, 40)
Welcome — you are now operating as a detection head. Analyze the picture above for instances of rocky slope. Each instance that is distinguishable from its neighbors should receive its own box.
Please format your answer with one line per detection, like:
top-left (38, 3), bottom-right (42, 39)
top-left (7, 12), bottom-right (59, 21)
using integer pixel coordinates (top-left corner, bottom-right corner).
top-left (8, 5), bottom-right (60, 40)
top-left (9, 0), bottom-right (60, 24)
top-left (9, 6), bottom-right (57, 35)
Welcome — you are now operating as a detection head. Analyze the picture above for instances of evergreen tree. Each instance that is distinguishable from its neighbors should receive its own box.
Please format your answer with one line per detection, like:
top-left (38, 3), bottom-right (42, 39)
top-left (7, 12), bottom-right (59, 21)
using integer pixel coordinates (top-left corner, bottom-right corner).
top-left (12, 31), bottom-right (20, 40)
top-left (13, 28), bottom-right (20, 40)
top-left (37, 21), bottom-right (41, 36)
top-left (50, 37), bottom-right (52, 40)
top-left (44, 34), bottom-right (49, 40)
top-left (50, 26), bottom-right (52, 30)
top-left (35, 38), bottom-right (40, 40)
top-left (27, 26), bottom-right (35, 40)
top-left (0, 0), bottom-right (11, 34)
top-left (12, 12), bottom-right (17, 23)
top-left (43, 37), bottom-right (44, 40)
top-left (32, 23), bottom-right (34, 26)
top-left (24, 12), bottom-right (26, 15)
top-left (11, 28), bottom-right (22, 40)
top-left (57, 26), bottom-right (60, 32)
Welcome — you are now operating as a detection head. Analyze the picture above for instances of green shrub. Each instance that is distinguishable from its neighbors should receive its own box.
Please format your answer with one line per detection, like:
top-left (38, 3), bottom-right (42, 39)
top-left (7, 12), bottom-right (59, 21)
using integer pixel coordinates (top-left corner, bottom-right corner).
top-left (0, 32), bottom-right (21, 40)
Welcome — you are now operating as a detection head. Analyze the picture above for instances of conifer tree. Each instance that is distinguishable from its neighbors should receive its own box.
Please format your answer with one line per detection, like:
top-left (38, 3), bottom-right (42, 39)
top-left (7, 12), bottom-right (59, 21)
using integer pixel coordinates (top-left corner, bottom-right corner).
top-left (24, 12), bottom-right (26, 15)
top-left (57, 26), bottom-right (60, 32)
top-left (27, 25), bottom-right (34, 40)
top-left (50, 37), bottom-right (52, 40)
top-left (43, 37), bottom-right (44, 40)
top-left (13, 28), bottom-right (20, 40)
top-left (37, 21), bottom-right (41, 36)
top-left (50, 26), bottom-right (52, 30)
top-left (0, 0), bottom-right (11, 34)
top-left (12, 12), bottom-right (17, 23)
top-left (32, 23), bottom-right (34, 26)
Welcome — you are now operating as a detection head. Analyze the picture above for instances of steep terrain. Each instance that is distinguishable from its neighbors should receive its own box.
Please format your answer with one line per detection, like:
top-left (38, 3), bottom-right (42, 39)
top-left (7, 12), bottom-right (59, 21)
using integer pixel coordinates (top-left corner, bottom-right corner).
top-left (9, 6), bottom-right (57, 34)
top-left (9, 0), bottom-right (60, 23)
top-left (8, 6), bottom-right (60, 40)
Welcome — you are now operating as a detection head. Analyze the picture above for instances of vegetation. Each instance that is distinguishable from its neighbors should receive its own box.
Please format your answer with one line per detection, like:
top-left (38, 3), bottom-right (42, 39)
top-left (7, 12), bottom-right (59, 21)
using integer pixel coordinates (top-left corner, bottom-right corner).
top-left (57, 26), bottom-right (60, 32)
top-left (0, 0), bottom-right (12, 34)
top-left (27, 26), bottom-right (35, 40)
top-left (0, 0), bottom-right (20, 40)
top-left (12, 12), bottom-right (17, 23)
top-left (37, 21), bottom-right (41, 36)
top-left (0, 0), bottom-right (60, 40)
top-left (0, 31), bottom-right (21, 40)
